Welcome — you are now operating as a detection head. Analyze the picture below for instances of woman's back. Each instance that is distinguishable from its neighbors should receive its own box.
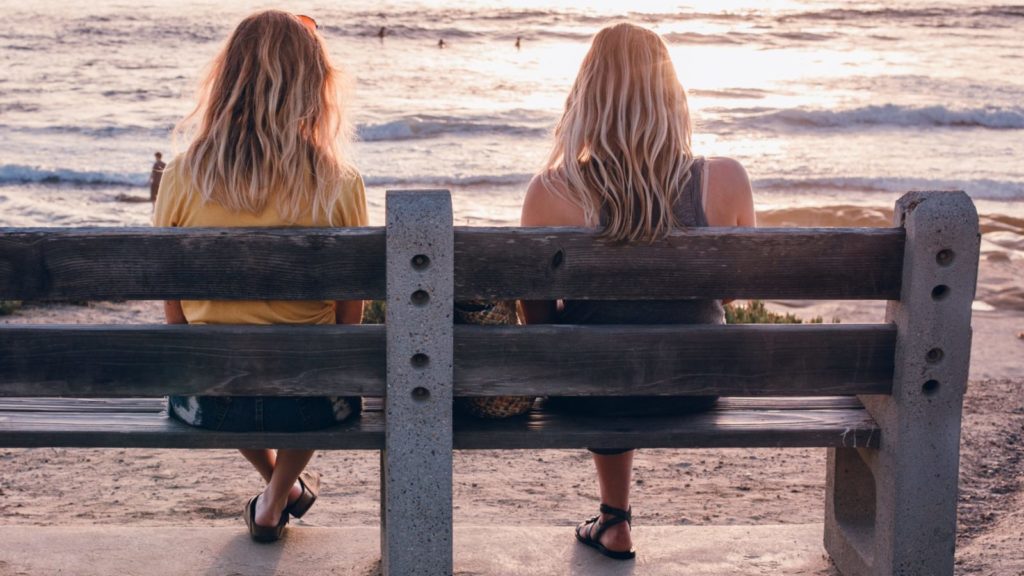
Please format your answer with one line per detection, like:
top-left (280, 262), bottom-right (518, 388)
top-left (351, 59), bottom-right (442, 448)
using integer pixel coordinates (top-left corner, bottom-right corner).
top-left (557, 157), bottom-right (726, 326)
top-left (154, 159), bottom-right (367, 326)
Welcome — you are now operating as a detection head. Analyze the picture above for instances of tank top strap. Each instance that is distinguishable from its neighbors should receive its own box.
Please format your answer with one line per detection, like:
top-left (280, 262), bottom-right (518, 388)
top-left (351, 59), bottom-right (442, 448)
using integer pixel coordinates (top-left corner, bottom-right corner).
top-left (678, 156), bottom-right (708, 228)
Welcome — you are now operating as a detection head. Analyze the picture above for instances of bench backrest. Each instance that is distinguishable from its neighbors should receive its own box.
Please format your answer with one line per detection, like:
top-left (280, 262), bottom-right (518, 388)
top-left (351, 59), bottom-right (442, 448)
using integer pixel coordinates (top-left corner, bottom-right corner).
top-left (0, 189), bottom-right (981, 575)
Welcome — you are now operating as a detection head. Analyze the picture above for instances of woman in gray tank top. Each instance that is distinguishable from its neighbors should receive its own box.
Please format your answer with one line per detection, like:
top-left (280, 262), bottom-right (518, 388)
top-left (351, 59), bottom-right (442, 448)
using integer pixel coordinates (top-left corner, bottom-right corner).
top-left (520, 23), bottom-right (756, 561)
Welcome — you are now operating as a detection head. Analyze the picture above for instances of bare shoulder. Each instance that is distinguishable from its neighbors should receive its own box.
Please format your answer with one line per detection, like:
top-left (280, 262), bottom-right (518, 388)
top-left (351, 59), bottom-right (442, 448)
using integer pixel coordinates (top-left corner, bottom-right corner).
top-left (521, 171), bottom-right (587, 226)
top-left (704, 156), bottom-right (756, 227)
top-left (707, 157), bottom-right (751, 196)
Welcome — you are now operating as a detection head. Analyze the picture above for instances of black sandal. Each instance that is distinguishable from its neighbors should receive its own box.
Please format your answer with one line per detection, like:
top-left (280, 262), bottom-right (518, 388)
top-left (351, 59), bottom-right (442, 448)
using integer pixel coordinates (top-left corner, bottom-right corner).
top-left (245, 494), bottom-right (288, 543)
top-left (284, 471), bottom-right (321, 519)
top-left (575, 503), bottom-right (636, 560)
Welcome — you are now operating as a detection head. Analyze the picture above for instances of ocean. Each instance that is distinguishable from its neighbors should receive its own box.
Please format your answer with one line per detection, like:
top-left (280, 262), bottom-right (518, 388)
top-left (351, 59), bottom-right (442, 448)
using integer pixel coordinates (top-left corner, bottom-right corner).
top-left (1, 0), bottom-right (1023, 228)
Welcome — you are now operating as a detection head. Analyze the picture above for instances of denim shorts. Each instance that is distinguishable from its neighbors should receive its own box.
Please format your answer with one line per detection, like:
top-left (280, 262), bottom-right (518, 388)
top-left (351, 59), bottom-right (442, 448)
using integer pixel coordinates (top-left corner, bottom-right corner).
top-left (546, 395), bottom-right (719, 455)
top-left (168, 395), bottom-right (361, 432)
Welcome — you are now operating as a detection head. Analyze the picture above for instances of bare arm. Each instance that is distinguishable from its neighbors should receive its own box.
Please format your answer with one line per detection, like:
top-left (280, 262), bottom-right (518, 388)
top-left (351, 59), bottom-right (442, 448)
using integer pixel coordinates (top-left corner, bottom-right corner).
top-left (335, 300), bottom-right (364, 325)
top-left (518, 174), bottom-right (585, 324)
top-left (704, 157), bottom-right (756, 227)
top-left (164, 300), bottom-right (187, 324)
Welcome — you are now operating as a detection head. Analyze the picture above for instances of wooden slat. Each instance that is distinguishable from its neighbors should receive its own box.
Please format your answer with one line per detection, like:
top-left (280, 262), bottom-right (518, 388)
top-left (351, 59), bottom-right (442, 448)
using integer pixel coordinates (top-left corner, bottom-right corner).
top-left (1, 227), bottom-right (902, 301)
top-left (0, 409), bottom-right (384, 450)
top-left (0, 227), bottom-right (386, 300)
top-left (454, 324), bottom-right (896, 396)
top-left (0, 397), bottom-right (877, 450)
top-left (0, 324), bottom-right (386, 397)
top-left (0, 324), bottom-right (894, 397)
top-left (454, 227), bottom-right (904, 300)
top-left (455, 397), bottom-right (880, 449)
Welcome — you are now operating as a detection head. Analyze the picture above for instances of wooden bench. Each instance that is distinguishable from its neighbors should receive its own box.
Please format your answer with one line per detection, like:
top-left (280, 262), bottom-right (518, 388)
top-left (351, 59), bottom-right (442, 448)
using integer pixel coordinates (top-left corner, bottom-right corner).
top-left (0, 190), bottom-right (980, 576)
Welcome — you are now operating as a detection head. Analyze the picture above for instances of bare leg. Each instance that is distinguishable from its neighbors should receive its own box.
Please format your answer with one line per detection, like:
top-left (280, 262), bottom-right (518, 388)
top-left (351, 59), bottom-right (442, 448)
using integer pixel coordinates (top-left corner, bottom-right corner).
top-left (239, 449), bottom-right (276, 483)
top-left (241, 448), bottom-right (303, 522)
top-left (254, 449), bottom-right (315, 527)
top-left (591, 450), bottom-right (634, 552)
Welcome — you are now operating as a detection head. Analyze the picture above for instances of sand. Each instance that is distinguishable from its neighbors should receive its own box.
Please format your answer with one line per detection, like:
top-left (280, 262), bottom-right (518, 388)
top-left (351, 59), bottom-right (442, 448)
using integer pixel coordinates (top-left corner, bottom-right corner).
top-left (1, 224), bottom-right (1022, 574)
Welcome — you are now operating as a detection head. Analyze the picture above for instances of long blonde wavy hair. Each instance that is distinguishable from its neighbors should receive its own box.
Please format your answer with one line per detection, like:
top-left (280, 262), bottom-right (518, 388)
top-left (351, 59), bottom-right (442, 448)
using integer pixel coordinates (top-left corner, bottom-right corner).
top-left (543, 23), bottom-right (695, 242)
top-left (176, 10), bottom-right (353, 225)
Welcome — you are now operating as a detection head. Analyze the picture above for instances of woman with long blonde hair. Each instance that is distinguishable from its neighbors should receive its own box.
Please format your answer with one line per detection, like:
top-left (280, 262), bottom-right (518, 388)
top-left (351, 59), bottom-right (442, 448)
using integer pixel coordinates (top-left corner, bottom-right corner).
top-left (154, 10), bottom-right (367, 542)
top-left (520, 23), bottom-right (755, 560)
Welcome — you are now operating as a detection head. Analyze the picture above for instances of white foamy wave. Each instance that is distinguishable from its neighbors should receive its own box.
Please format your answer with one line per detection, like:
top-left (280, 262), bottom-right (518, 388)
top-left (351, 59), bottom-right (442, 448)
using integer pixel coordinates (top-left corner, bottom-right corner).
top-left (0, 165), bottom-right (145, 187)
top-left (357, 114), bottom-right (551, 142)
top-left (363, 173), bottom-right (532, 188)
top-left (757, 104), bottom-right (1024, 130)
top-left (754, 176), bottom-right (1024, 200)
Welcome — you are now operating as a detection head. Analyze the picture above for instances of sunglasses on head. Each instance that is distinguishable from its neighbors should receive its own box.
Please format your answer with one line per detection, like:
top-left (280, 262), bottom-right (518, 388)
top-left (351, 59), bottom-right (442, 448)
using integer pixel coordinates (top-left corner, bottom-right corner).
top-left (296, 14), bottom-right (318, 32)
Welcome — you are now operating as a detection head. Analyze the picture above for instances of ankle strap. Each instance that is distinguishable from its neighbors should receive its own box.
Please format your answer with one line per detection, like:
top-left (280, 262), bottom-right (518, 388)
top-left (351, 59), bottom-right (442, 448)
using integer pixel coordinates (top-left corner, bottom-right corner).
top-left (599, 503), bottom-right (632, 523)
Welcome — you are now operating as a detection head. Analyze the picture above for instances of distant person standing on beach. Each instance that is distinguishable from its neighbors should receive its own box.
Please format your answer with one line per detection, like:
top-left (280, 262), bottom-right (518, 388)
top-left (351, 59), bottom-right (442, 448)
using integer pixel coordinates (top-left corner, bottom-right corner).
top-left (149, 152), bottom-right (165, 202)
top-left (154, 10), bottom-right (368, 543)
top-left (377, 26), bottom-right (386, 42)
top-left (438, 38), bottom-right (446, 48)
top-left (515, 36), bottom-right (521, 50)
top-left (520, 23), bottom-right (754, 561)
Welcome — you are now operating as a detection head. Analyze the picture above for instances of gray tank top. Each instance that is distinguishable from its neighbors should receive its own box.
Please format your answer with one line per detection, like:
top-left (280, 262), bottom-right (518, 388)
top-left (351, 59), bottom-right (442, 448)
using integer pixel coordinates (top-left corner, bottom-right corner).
top-left (558, 157), bottom-right (726, 325)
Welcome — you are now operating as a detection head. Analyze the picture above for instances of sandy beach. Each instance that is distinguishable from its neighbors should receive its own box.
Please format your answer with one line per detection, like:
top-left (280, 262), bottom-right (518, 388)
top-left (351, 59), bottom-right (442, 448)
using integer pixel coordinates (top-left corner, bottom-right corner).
top-left (1, 238), bottom-right (1021, 574)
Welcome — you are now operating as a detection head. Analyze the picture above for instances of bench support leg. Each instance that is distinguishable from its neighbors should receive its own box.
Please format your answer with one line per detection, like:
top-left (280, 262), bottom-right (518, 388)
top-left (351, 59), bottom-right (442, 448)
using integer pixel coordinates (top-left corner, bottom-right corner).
top-left (382, 190), bottom-right (454, 576)
top-left (825, 191), bottom-right (979, 576)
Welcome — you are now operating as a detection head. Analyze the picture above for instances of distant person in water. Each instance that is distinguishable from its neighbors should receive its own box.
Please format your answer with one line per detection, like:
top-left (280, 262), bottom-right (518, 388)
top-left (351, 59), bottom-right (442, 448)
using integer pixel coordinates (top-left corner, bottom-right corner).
top-left (515, 36), bottom-right (521, 50)
top-left (520, 22), bottom-right (754, 561)
top-left (438, 38), bottom-right (446, 48)
top-left (149, 152), bottom-right (165, 202)
top-left (377, 26), bottom-right (386, 42)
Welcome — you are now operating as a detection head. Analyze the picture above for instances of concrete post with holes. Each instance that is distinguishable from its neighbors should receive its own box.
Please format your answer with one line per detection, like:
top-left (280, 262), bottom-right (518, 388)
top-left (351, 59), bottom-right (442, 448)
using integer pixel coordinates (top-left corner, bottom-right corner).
top-left (824, 191), bottom-right (980, 575)
top-left (382, 190), bottom-right (454, 576)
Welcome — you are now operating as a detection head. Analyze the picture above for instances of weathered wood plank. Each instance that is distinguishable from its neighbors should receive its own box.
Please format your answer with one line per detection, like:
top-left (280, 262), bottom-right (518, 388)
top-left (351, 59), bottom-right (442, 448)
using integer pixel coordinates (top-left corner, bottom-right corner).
top-left (0, 324), bottom-right (386, 397)
top-left (0, 409), bottom-right (384, 449)
top-left (454, 227), bottom-right (904, 300)
top-left (454, 324), bottom-right (896, 396)
top-left (0, 324), bottom-right (894, 397)
top-left (0, 227), bottom-right (386, 300)
top-left (0, 396), bottom-right (877, 449)
top-left (1, 227), bottom-right (902, 301)
top-left (454, 399), bottom-right (880, 449)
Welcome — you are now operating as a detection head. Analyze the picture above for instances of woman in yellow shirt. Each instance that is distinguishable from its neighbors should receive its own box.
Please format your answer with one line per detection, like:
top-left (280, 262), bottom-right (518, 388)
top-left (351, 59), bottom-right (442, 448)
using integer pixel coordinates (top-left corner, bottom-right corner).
top-left (154, 10), bottom-right (367, 542)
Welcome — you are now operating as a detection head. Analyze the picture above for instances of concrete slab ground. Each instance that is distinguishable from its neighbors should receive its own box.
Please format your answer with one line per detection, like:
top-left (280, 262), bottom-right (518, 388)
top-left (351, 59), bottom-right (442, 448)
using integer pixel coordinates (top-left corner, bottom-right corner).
top-left (0, 523), bottom-right (832, 576)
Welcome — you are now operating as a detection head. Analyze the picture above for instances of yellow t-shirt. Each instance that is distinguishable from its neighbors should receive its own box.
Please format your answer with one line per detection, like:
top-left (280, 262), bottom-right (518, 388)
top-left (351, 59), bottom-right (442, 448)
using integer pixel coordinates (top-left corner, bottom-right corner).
top-left (152, 158), bottom-right (369, 325)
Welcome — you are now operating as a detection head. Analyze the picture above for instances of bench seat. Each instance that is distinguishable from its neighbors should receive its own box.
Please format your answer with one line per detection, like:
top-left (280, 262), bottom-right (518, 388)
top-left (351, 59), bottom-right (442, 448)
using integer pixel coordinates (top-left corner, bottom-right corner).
top-left (0, 397), bottom-right (878, 450)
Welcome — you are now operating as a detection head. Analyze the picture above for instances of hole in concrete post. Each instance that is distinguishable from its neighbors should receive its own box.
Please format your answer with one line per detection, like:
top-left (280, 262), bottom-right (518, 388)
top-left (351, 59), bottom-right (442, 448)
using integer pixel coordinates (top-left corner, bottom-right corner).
top-left (412, 386), bottom-right (430, 401)
top-left (931, 285), bottom-right (949, 301)
top-left (411, 254), bottom-right (431, 270)
top-left (411, 290), bottom-right (430, 306)
top-left (925, 348), bottom-right (944, 364)
top-left (411, 353), bottom-right (430, 368)
top-left (936, 249), bottom-right (955, 267)
top-left (551, 250), bottom-right (564, 269)
top-left (922, 380), bottom-right (940, 395)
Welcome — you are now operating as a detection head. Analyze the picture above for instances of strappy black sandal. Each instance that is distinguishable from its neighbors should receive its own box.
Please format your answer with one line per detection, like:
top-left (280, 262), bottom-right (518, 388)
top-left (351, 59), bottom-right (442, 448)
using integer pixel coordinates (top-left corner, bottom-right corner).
top-left (284, 471), bottom-right (321, 519)
top-left (575, 503), bottom-right (636, 560)
top-left (245, 494), bottom-right (288, 543)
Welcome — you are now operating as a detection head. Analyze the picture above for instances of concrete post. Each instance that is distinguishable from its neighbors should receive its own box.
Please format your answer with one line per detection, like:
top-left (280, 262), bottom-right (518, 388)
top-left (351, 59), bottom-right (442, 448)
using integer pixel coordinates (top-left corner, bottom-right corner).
top-left (825, 191), bottom-right (980, 575)
top-left (382, 190), bottom-right (454, 576)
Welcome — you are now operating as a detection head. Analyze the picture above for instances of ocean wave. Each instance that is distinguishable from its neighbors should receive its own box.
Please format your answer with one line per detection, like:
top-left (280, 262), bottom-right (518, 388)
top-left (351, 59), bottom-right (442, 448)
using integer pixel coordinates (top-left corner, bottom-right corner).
top-left (753, 176), bottom-right (1024, 200)
top-left (777, 5), bottom-right (1024, 24)
top-left (0, 165), bottom-right (144, 188)
top-left (0, 123), bottom-right (173, 139)
top-left (363, 173), bottom-right (532, 188)
top-left (356, 113), bottom-right (552, 142)
top-left (752, 104), bottom-right (1024, 130)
